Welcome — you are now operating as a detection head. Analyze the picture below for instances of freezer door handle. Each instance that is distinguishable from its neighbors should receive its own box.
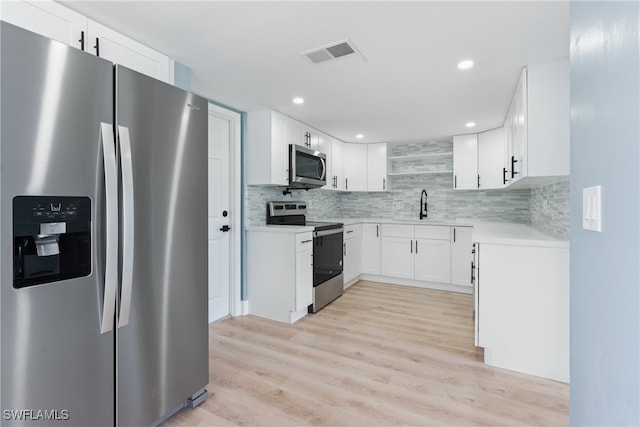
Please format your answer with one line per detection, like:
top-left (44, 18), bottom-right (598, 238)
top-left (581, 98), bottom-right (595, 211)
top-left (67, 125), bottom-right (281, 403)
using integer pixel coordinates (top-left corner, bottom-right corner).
top-left (100, 122), bottom-right (118, 334)
top-left (117, 126), bottom-right (135, 328)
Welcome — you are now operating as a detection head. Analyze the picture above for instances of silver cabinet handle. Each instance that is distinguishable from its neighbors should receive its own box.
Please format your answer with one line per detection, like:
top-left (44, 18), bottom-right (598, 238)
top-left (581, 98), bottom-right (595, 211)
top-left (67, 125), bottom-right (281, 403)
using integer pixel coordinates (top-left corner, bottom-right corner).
top-left (410, 240), bottom-right (413, 254)
top-left (415, 240), bottom-right (418, 254)
top-left (376, 225), bottom-right (379, 238)
top-left (117, 126), bottom-right (135, 328)
top-left (383, 177), bottom-right (386, 190)
top-left (100, 122), bottom-right (118, 334)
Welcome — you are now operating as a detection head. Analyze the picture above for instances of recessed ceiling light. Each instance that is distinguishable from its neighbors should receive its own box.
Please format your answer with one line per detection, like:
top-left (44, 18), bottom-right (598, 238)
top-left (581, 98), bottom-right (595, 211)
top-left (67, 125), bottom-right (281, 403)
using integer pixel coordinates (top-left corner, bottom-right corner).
top-left (355, 134), bottom-right (364, 139)
top-left (457, 60), bottom-right (474, 70)
top-left (465, 122), bottom-right (476, 128)
top-left (292, 97), bottom-right (304, 105)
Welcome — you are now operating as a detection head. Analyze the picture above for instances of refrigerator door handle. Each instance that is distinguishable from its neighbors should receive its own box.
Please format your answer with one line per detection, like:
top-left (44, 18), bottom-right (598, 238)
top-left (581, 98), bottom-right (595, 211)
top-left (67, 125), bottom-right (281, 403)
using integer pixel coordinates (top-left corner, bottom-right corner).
top-left (100, 122), bottom-right (118, 334)
top-left (117, 125), bottom-right (135, 328)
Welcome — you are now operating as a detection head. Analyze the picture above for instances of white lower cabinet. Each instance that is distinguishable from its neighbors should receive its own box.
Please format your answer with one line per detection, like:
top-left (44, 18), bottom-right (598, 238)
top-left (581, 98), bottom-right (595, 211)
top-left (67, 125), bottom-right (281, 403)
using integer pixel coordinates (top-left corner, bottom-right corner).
top-left (295, 238), bottom-right (313, 312)
top-left (450, 226), bottom-right (473, 287)
top-left (361, 223), bottom-right (381, 275)
top-left (380, 224), bottom-right (451, 284)
top-left (381, 236), bottom-right (414, 279)
top-left (414, 238), bottom-right (450, 283)
top-left (343, 224), bottom-right (362, 286)
top-left (247, 230), bottom-right (313, 323)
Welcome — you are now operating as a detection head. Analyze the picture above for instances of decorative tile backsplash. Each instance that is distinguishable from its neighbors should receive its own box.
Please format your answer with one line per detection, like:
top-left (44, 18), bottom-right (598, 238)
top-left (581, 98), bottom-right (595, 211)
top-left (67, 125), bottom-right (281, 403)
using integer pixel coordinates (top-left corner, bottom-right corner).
top-left (245, 140), bottom-right (570, 237)
top-left (530, 177), bottom-right (570, 238)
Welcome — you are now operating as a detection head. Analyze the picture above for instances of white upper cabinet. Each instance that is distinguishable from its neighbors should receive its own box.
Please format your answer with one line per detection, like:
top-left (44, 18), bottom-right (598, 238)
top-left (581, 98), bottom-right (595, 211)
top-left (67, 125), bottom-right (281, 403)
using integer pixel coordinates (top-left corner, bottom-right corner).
top-left (0, 0), bottom-right (85, 49)
top-left (318, 134), bottom-right (333, 190)
top-left (453, 134), bottom-right (478, 190)
top-left (284, 119), bottom-right (306, 148)
top-left (1, 0), bottom-right (172, 83)
top-left (506, 59), bottom-right (569, 185)
top-left (87, 20), bottom-right (170, 83)
top-left (246, 109), bottom-right (289, 186)
top-left (478, 127), bottom-right (506, 189)
top-left (343, 143), bottom-right (368, 191)
top-left (331, 139), bottom-right (345, 190)
top-left (367, 143), bottom-right (387, 192)
top-left (526, 58), bottom-right (570, 178)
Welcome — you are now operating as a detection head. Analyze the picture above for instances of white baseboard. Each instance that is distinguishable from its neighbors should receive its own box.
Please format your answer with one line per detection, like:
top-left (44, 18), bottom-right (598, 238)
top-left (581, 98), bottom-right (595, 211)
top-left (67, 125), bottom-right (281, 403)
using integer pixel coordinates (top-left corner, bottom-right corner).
top-left (358, 274), bottom-right (473, 295)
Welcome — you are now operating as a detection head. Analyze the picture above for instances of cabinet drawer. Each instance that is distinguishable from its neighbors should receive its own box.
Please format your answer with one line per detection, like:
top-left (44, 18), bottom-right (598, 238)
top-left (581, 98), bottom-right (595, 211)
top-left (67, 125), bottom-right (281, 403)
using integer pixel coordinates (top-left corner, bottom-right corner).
top-left (344, 224), bottom-right (361, 240)
top-left (414, 225), bottom-right (450, 240)
top-left (381, 224), bottom-right (414, 238)
top-left (295, 232), bottom-right (314, 252)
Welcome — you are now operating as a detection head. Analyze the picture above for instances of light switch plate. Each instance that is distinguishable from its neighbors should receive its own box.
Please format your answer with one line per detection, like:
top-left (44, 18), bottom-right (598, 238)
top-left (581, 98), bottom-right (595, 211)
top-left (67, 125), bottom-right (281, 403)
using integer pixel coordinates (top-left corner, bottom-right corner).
top-left (582, 185), bottom-right (602, 232)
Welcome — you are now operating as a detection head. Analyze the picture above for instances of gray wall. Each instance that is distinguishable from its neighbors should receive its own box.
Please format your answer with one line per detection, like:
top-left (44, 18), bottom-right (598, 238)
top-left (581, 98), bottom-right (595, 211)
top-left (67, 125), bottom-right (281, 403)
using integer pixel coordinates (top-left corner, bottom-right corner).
top-left (570, 2), bottom-right (639, 425)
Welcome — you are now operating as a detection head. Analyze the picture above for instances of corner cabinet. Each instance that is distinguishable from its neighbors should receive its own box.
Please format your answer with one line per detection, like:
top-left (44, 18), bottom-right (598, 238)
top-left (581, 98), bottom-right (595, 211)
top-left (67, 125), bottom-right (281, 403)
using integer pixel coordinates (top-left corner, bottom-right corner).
top-left (247, 230), bottom-right (313, 324)
top-left (343, 143), bottom-right (368, 191)
top-left (453, 134), bottom-right (478, 190)
top-left (1, 0), bottom-right (172, 83)
top-left (367, 143), bottom-right (387, 191)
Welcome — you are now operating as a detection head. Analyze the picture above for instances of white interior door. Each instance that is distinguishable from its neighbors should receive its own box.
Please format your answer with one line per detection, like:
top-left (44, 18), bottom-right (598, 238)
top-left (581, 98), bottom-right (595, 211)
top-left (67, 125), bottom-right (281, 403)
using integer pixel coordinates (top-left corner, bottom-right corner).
top-left (208, 109), bottom-right (231, 322)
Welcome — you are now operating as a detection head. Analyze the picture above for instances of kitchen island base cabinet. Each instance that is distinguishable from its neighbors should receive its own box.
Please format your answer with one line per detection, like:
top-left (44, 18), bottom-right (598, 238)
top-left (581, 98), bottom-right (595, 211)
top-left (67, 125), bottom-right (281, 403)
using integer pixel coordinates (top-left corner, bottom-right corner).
top-left (477, 242), bottom-right (569, 382)
top-left (247, 230), bottom-right (313, 323)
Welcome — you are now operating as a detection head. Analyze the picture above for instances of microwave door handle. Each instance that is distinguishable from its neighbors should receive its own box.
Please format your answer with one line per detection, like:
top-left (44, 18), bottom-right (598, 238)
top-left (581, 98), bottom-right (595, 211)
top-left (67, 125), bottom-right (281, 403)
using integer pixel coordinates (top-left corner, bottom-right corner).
top-left (320, 158), bottom-right (326, 180)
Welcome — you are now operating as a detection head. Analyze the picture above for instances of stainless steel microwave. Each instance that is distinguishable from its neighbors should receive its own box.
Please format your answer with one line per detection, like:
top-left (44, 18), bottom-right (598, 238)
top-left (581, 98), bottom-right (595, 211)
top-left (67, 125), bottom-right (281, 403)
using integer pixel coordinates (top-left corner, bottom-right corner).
top-left (289, 144), bottom-right (327, 188)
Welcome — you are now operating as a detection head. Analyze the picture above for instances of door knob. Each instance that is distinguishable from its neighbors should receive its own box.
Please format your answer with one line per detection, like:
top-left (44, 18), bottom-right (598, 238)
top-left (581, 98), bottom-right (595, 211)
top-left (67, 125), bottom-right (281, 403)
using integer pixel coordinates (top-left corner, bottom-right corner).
top-left (219, 225), bottom-right (231, 232)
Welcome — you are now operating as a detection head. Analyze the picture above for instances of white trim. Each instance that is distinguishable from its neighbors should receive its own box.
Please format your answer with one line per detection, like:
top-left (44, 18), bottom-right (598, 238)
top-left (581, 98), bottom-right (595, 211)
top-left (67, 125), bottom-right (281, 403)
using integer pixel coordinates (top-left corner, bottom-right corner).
top-left (207, 103), bottom-right (243, 317)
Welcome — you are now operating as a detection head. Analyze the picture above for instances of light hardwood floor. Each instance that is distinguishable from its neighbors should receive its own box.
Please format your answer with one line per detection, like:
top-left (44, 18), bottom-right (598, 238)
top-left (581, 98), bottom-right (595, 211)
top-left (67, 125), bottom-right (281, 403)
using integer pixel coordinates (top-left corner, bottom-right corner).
top-left (162, 281), bottom-right (569, 426)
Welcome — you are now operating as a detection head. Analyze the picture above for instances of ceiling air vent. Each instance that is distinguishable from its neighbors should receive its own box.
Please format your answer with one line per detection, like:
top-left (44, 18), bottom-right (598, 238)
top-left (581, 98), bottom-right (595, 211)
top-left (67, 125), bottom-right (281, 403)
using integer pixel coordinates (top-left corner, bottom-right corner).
top-left (301, 39), bottom-right (364, 64)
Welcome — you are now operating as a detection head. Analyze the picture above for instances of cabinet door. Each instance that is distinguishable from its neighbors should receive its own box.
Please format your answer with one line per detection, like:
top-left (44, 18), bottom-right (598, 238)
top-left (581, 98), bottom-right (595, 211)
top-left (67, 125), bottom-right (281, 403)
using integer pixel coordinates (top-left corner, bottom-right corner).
top-left (510, 68), bottom-right (527, 182)
top-left (453, 134), bottom-right (478, 189)
top-left (271, 112), bottom-right (289, 186)
top-left (367, 143), bottom-right (387, 191)
top-left (295, 247), bottom-right (313, 312)
top-left (343, 143), bottom-right (368, 191)
top-left (284, 119), bottom-right (306, 148)
top-left (361, 224), bottom-right (381, 275)
top-left (1, 0), bottom-right (86, 50)
top-left (308, 131), bottom-right (320, 150)
top-left (332, 139), bottom-right (345, 190)
top-left (478, 128), bottom-right (505, 189)
top-left (319, 135), bottom-right (333, 190)
top-left (414, 239), bottom-right (451, 283)
top-left (450, 227), bottom-right (473, 286)
top-left (381, 237), bottom-right (413, 279)
top-left (87, 20), bottom-right (170, 82)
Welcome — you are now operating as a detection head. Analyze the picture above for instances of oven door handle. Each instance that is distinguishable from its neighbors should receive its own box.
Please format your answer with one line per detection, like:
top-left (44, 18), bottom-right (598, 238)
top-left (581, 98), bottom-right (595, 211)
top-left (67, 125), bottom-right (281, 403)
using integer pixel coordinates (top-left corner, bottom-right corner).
top-left (314, 227), bottom-right (344, 238)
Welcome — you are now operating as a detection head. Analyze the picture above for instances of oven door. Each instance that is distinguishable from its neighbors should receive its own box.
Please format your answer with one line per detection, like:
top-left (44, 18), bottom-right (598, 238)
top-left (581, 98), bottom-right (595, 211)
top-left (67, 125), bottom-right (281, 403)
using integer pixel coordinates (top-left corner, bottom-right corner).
top-left (313, 228), bottom-right (343, 286)
top-left (290, 144), bottom-right (326, 187)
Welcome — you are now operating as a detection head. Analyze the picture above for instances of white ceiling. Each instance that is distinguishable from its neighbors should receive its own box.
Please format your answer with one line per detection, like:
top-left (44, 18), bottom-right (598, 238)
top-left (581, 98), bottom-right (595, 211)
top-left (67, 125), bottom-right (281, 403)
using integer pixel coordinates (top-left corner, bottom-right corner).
top-left (62, 1), bottom-right (570, 144)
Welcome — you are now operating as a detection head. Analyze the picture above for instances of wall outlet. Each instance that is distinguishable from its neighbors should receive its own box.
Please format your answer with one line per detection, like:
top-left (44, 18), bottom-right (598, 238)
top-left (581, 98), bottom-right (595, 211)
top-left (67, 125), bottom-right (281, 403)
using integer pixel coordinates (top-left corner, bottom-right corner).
top-left (582, 185), bottom-right (602, 232)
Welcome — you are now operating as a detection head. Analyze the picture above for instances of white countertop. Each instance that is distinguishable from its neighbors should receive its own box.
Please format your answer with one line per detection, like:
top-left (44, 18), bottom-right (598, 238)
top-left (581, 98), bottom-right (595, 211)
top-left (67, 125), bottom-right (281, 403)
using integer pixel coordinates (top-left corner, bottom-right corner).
top-left (246, 219), bottom-right (568, 247)
top-left (245, 224), bottom-right (314, 233)
top-left (470, 221), bottom-right (569, 248)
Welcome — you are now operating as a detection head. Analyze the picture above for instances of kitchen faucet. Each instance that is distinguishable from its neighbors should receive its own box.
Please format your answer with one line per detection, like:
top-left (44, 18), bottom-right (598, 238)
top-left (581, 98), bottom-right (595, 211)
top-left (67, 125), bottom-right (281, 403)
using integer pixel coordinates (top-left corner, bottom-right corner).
top-left (419, 189), bottom-right (428, 219)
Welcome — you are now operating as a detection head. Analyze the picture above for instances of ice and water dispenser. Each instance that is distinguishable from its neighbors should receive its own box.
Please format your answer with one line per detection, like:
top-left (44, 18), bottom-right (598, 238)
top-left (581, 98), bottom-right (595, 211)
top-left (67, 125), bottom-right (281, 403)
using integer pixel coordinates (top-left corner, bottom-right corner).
top-left (13, 196), bottom-right (91, 288)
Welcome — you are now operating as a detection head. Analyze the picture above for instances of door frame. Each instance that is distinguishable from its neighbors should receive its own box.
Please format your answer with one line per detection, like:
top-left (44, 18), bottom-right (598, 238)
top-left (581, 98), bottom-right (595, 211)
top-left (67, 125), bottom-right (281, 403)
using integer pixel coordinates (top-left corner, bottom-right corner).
top-left (208, 103), bottom-right (242, 317)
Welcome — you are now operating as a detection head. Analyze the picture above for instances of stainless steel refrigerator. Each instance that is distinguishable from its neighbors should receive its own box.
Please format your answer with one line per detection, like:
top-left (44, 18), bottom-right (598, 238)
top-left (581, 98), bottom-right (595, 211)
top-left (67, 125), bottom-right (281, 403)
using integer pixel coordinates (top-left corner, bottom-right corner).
top-left (1, 22), bottom-right (208, 426)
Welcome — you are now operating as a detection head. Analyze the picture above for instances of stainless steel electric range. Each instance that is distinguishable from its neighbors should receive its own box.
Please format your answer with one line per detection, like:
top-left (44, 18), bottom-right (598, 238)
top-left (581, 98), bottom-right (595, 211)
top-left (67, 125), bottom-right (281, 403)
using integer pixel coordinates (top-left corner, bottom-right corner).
top-left (266, 201), bottom-right (344, 312)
